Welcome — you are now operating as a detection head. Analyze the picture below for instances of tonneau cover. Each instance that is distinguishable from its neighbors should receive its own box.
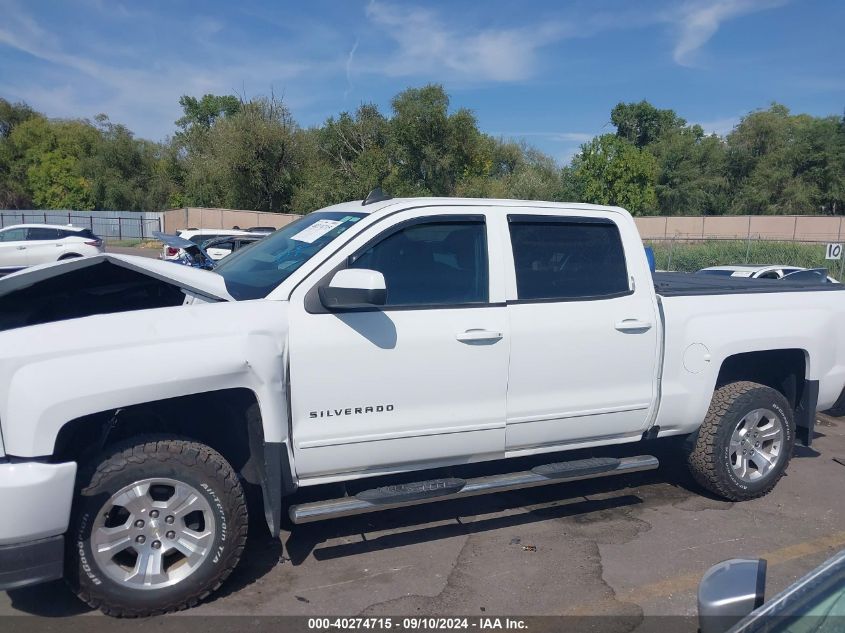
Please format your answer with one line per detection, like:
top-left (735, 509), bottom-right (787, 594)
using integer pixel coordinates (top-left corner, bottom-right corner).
top-left (654, 271), bottom-right (845, 297)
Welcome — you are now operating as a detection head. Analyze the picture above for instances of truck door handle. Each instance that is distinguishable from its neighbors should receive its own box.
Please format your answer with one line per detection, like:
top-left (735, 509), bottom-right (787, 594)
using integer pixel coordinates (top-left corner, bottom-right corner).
top-left (16, 246), bottom-right (26, 250)
top-left (614, 319), bottom-right (653, 332)
top-left (456, 329), bottom-right (503, 343)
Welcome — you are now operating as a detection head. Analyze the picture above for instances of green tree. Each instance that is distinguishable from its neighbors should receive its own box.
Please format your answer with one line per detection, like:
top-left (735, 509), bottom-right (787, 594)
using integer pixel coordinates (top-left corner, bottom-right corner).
top-left (77, 115), bottom-right (179, 211)
top-left (6, 116), bottom-right (98, 209)
top-left (0, 99), bottom-right (40, 207)
top-left (3, 90), bottom-right (844, 217)
top-left (386, 84), bottom-right (484, 196)
top-left (725, 104), bottom-right (845, 214)
top-left (292, 103), bottom-right (392, 212)
top-left (457, 143), bottom-right (565, 201)
top-left (570, 134), bottom-right (658, 214)
top-left (611, 101), bottom-right (686, 148)
top-left (651, 127), bottom-right (729, 215)
top-left (181, 96), bottom-right (303, 211)
top-left (176, 94), bottom-right (241, 133)
top-left (0, 98), bottom-right (37, 138)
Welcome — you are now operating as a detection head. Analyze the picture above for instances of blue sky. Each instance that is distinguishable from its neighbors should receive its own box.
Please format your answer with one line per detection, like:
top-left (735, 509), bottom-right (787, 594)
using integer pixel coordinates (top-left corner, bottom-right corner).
top-left (1, 0), bottom-right (843, 163)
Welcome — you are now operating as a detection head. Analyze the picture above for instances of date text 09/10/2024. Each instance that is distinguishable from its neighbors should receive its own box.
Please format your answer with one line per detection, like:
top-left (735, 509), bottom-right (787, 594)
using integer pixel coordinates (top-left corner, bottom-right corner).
top-left (307, 617), bottom-right (528, 630)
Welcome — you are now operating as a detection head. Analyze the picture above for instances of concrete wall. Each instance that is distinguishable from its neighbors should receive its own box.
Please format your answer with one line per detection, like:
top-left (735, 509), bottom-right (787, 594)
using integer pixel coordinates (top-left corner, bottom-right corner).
top-left (6, 207), bottom-right (845, 244)
top-left (163, 209), bottom-right (845, 242)
top-left (161, 208), bottom-right (300, 233)
top-left (635, 215), bottom-right (845, 242)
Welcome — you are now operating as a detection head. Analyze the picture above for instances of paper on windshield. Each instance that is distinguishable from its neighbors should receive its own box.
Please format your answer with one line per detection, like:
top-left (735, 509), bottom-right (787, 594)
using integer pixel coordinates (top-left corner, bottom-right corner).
top-left (290, 219), bottom-right (343, 244)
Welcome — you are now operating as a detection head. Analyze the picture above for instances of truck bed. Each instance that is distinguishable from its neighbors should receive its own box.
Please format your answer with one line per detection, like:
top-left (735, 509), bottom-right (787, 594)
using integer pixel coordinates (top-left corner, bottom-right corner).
top-left (653, 272), bottom-right (845, 297)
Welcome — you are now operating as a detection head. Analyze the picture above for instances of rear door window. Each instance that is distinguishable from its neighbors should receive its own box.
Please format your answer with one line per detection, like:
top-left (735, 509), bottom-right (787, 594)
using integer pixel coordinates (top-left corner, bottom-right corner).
top-left (508, 216), bottom-right (630, 301)
top-left (26, 227), bottom-right (60, 241)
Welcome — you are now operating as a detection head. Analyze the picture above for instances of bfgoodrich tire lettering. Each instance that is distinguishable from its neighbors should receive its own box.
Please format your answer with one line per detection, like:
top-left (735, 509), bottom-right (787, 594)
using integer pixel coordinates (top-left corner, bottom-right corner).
top-left (66, 436), bottom-right (248, 617)
top-left (688, 381), bottom-right (795, 501)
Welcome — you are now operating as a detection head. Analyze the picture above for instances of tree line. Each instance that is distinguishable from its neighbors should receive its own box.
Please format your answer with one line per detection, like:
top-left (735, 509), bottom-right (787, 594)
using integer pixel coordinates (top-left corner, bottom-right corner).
top-left (1, 85), bottom-right (843, 216)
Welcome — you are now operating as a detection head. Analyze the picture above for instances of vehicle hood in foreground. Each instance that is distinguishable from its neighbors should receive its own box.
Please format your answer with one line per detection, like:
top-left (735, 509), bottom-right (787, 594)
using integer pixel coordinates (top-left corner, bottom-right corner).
top-left (0, 254), bottom-right (236, 332)
top-left (0, 253), bottom-right (234, 302)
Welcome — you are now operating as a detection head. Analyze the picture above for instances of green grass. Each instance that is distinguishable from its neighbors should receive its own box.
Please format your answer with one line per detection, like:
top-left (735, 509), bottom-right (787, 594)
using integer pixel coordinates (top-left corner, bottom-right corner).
top-left (107, 238), bottom-right (144, 247)
top-left (107, 238), bottom-right (164, 248)
top-left (646, 239), bottom-right (845, 280)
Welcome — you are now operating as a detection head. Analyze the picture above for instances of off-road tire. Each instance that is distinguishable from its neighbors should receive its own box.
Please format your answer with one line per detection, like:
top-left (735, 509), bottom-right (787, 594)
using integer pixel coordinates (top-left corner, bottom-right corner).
top-left (66, 436), bottom-right (248, 617)
top-left (687, 381), bottom-right (794, 501)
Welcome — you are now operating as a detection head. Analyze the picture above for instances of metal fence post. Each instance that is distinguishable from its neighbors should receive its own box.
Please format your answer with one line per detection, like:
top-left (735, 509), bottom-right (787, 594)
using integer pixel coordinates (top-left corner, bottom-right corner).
top-left (667, 237), bottom-right (675, 271)
top-left (840, 248), bottom-right (845, 282)
top-left (118, 217), bottom-right (122, 240)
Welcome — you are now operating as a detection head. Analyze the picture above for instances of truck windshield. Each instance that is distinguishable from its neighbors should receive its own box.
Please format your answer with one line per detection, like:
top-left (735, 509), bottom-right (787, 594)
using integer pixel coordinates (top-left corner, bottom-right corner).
top-left (215, 211), bottom-right (366, 299)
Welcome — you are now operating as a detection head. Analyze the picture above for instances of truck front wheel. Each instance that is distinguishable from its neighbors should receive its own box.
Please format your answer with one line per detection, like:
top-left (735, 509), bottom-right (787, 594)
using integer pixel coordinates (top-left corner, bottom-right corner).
top-left (66, 436), bottom-right (248, 616)
top-left (687, 381), bottom-right (795, 501)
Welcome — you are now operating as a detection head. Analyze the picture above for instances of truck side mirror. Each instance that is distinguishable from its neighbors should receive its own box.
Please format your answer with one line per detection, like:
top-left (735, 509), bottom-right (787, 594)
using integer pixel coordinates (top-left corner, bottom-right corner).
top-left (698, 558), bottom-right (767, 633)
top-left (319, 269), bottom-right (387, 311)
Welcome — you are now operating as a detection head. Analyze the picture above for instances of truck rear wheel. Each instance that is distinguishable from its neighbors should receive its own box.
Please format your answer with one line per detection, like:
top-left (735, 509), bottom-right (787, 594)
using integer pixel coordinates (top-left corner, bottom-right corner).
top-left (687, 381), bottom-right (794, 501)
top-left (66, 436), bottom-right (248, 617)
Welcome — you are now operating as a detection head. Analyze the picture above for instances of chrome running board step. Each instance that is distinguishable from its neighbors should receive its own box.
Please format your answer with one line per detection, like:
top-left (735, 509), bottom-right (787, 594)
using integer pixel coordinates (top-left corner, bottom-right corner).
top-left (289, 454), bottom-right (659, 524)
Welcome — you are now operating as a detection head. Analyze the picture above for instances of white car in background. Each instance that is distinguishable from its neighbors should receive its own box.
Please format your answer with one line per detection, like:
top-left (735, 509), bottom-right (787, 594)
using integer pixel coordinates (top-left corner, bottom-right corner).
top-left (697, 264), bottom-right (839, 283)
top-left (201, 234), bottom-right (265, 261)
top-left (0, 224), bottom-right (104, 273)
top-left (160, 228), bottom-right (257, 261)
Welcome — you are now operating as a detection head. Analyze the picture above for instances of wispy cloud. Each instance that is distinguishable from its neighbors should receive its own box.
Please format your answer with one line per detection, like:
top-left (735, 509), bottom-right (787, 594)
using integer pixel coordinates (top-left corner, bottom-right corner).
top-left (344, 38), bottom-right (359, 100)
top-left (670, 0), bottom-right (787, 67)
top-left (361, 1), bottom-right (568, 82)
top-left (0, 0), bottom-right (331, 137)
top-left (193, 16), bottom-right (224, 41)
top-left (0, 0), bottom-right (824, 148)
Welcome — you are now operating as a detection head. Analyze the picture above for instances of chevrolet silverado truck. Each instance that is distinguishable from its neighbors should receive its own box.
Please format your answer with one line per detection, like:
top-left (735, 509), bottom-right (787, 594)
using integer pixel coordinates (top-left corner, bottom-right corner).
top-left (2, 194), bottom-right (845, 616)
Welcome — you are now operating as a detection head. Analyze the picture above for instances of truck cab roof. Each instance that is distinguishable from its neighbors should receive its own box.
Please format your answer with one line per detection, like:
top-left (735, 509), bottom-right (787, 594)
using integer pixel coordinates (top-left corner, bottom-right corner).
top-left (319, 197), bottom-right (627, 217)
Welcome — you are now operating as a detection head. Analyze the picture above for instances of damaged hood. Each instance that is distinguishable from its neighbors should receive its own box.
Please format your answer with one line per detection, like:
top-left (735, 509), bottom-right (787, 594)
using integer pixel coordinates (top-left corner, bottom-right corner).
top-left (0, 253), bottom-right (235, 302)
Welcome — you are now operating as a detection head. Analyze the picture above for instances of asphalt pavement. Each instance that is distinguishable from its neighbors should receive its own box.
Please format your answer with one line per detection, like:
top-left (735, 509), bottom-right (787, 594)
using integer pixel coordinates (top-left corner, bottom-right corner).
top-left (2, 414), bottom-right (844, 631)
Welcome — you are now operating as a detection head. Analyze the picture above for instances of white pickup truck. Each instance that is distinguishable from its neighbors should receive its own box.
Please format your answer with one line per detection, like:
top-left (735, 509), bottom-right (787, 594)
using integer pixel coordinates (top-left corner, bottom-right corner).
top-left (2, 195), bottom-right (844, 616)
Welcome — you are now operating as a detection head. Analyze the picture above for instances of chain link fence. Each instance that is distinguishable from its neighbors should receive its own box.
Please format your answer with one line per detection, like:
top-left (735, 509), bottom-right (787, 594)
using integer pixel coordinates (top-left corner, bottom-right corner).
top-left (646, 237), bottom-right (845, 281)
top-left (0, 211), bottom-right (162, 242)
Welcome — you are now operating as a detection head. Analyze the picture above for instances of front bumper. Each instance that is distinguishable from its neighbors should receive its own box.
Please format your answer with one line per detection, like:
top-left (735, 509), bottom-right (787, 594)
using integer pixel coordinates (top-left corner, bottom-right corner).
top-left (0, 535), bottom-right (63, 591)
top-left (0, 460), bottom-right (76, 545)
top-left (0, 459), bottom-right (75, 590)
